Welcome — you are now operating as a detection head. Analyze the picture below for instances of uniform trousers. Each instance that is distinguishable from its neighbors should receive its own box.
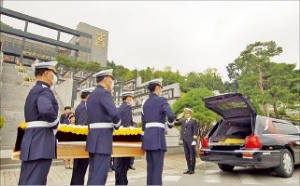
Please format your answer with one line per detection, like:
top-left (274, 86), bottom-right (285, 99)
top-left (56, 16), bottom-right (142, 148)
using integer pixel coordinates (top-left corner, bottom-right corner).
top-left (130, 157), bottom-right (135, 167)
top-left (146, 150), bottom-right (165, 185)
top-left (114, 157), bottom-right (131, 185)
top-left (183, 140), bottom-right (196, 172)
top-left (87, 153), bottom-right (110, 185)
top-left (18, 159), bottom-right (52, 185)
top-left (70, 158), bottom-right (89, 185)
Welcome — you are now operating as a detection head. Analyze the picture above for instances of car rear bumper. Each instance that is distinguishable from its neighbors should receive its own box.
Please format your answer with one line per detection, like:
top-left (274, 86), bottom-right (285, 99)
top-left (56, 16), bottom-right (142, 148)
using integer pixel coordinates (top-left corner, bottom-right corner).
top-left (199, 149), bottom-right (281, 168)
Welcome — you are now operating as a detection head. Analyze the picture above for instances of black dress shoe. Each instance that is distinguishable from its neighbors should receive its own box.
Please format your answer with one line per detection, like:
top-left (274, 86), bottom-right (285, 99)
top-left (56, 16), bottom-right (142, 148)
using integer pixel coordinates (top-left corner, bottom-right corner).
top-left (129, 166), bottom-right (136, 170)
top-left (183, 170), bottom-right (190, 174)
top-left (188, 171), bottom-right (195, 174)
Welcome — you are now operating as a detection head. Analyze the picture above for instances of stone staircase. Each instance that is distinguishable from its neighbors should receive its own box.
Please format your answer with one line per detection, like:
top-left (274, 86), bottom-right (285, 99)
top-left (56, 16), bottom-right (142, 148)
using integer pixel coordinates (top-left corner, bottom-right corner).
top-left (0, 62), bottom-right (64, 167)
top-left (0, 62), bottom-right (31, 150)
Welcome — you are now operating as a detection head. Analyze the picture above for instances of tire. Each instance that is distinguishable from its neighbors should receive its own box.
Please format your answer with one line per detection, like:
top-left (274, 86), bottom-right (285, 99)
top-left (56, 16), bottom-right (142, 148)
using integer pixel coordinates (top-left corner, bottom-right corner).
top-left (274, 149), bottom-right (294, 178)
top-left (218, 164), bottom-right (234, 172)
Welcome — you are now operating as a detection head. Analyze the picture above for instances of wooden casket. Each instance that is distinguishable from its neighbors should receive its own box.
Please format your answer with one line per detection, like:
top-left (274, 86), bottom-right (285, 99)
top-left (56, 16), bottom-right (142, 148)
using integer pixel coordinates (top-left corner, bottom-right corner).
top-left (12, 123), bottom-right (145, 160)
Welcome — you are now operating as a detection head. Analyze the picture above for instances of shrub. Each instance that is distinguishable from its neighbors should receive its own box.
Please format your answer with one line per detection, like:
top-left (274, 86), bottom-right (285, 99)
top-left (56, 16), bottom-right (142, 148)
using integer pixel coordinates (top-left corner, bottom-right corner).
top-left (0, 116), bottom-right (6, 128)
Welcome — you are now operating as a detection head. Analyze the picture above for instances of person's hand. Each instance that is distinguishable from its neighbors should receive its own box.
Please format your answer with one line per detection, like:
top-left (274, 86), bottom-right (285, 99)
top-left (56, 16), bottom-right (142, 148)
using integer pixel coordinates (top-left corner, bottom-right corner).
top-left (191, 141), bottom-right (196, 146)
top-left (193, 135), bottom-right (198, 140)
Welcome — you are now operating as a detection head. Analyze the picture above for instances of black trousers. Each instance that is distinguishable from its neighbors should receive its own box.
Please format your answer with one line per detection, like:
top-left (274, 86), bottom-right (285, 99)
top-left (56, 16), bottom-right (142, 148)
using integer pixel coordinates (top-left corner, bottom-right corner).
top-left (18, 159), bottom-right (52, 185)
top-left (183, 140), bottom-right (196, 172)
top-left (114, 157), bottom-right (131, 185)
top-left (87, 153), bottom-right (110, 185)
top-left (70, 158), bottom-right (89, 185)
top-left (130, 157), bottom-right (135, 166)
top-left (146, 150), bottom-right (165, 185)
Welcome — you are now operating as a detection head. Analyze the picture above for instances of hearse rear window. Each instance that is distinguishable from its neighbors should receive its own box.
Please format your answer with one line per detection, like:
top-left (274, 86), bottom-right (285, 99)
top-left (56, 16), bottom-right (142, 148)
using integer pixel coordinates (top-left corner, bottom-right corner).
top-left (218, 101), bottom-right (248, 111)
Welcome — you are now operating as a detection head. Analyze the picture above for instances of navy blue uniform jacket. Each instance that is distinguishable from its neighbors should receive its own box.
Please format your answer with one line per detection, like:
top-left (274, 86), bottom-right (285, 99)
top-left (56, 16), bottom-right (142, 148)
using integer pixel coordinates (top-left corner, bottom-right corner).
top-left (118, 102), bottom-right (133, 127)
top-left (86, 85), bottom-right (120, 154)
top-left (20, 81), bottom-right (59, 161)
top-left (178, 119), bottom-right (199, 143)
top-left (141, 93), bottom-right (175, 151)
top-left (75, 101), bottom-right (88, 125)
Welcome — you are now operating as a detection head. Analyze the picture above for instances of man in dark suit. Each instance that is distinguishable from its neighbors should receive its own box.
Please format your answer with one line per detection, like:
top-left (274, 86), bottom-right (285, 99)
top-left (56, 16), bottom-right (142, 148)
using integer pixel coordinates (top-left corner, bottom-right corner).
top-left (60, 106), bottom-right (71, 124)
top-left (18, 61), bottom-right (59, 185)
top-left (70, 87), bottom-right (94, 185)
top-left (86, 69), bottom-right (121, 185)
top-left (176, 108), bottom-right (199, 174)
top-left (142, 79), bottom-right (175, 185)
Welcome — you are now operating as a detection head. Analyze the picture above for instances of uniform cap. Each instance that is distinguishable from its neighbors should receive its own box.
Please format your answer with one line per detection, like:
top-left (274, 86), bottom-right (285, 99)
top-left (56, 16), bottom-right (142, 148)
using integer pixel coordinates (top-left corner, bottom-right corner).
top-left (92, 69), bottom-right (114, 79)
top-left (121, 91), bottom-right (134, 98)
top-left (81, 87), bottom-right (95, 93)
top-left (80, 87), bottom-right (95, 96)
top-left (32, 60), bottom-right (57, 73)
top-left (184, 107), bottom-right (193, 113)
top-left (148, 78), bottom-right (163, 87)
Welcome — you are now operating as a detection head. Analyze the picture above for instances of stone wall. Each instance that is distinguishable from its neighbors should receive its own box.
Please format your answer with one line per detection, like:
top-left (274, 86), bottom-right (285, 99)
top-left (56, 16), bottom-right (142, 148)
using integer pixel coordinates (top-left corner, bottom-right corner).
top-left (54, 78), bottom-right (74, 108)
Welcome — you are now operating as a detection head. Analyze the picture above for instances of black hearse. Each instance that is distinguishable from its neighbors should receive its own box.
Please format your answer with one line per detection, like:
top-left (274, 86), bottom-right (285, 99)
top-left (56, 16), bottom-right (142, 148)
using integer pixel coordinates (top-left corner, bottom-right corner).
top-left (199, 93), bottom-right (300, 178)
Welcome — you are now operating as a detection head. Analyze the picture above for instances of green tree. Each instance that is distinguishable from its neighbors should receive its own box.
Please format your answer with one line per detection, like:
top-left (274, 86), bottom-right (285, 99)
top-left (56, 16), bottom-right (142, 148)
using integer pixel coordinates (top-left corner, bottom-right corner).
top-left (139, 67), bottom-right (154, 82)
top-left (153, 66), bottom-right (185, 88)
top-left (184, 72), bottom-right (201, 92)
top-left (56, 55), bottom-right (103, 72)
top-left (199, 68), bottom-right (225, 93)
top-left (0, 21), bottom-right (13, 29)
top-left (172, 88), bottom-right (220, 139)
top-left (263, 63), bottom-right (298, 118)
top-left (228, 41), bottom-right (299, 118)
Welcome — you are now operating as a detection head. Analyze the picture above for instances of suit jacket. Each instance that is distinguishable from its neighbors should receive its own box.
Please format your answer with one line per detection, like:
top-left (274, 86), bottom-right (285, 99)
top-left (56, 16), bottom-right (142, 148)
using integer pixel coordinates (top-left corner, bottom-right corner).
top-left (60, 114), bottom-right (70, 124)
top-left (178, 118), bottom-right (199, 143)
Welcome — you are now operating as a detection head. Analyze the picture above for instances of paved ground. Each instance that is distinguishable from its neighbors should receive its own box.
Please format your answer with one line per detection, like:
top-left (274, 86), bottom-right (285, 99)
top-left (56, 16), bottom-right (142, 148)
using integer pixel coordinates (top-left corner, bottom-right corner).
top-left (1, 154), bottom-right (299, 185)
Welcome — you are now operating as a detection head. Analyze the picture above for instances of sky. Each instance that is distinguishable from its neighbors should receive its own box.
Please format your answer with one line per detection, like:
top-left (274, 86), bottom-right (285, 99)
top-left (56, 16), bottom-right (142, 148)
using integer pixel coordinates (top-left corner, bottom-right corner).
top-left (2, 1), bottom-right (299, 81)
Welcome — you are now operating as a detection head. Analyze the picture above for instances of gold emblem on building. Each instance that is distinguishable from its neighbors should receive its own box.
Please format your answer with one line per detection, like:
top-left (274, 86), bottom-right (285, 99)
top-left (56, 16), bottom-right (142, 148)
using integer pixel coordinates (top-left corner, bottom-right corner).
top-left (95, 32), bottom-right (106, 48)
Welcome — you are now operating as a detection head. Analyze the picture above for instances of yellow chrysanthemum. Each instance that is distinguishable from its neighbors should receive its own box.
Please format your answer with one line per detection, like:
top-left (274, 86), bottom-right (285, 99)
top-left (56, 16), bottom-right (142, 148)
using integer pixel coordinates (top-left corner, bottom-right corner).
top-left (19, 122), bottom-right (27, 129)
top-left (19, 123), bottom-right (142, 136)
top-left (113, 128), bottom-right (142, 136)
top-left (58, 124), bottom-right (89, 135)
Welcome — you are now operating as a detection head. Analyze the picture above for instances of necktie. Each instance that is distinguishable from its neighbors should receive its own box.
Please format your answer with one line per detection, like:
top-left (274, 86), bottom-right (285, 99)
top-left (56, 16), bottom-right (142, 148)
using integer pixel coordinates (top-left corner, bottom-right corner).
top-left (185, 119), bottom-right (189, 126)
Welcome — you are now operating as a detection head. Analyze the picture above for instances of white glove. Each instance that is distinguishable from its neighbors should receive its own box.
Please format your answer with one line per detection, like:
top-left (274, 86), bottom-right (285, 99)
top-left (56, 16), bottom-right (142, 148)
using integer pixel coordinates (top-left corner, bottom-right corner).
top-left (191, 141), bottom-right (196, 146)
top-left (53, 129), bottom-right (57, 135)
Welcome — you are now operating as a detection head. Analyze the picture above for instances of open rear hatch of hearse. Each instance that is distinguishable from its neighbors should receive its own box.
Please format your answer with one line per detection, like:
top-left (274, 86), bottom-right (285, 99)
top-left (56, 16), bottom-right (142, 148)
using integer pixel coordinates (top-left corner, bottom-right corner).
top-left (203, 93), bottom-right (257, 150)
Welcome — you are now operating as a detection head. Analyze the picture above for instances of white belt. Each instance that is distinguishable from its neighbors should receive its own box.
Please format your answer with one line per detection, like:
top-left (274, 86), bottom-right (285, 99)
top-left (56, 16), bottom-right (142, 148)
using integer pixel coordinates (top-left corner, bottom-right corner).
top-left (145, 122), bottom-right (165, 129)
top-left (89, 122), bottom-right (114, 129)
top-left (27, 119), bottom-right (59, 128)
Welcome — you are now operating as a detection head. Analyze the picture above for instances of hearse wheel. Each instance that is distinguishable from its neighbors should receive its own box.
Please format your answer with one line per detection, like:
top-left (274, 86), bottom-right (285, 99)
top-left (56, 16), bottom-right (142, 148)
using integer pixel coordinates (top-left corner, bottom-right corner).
top-left (274, 149), bottom-right (294, 178)
top-left (218, 164), bottom-right (234, 172)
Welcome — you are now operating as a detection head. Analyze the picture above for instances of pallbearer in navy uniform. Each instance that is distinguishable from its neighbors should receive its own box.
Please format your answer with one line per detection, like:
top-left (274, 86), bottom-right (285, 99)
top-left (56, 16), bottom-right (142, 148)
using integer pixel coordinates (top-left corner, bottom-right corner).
top-left (141, 79), bottom-right (175, 185)
top-left (115, 91), bottom-right (135, 185)
top-left (86, 69), bottom-right (121, 185)
top-left (18, 61), bottom-right (59, 185)
top-left (70, 87), bottom-right (94, 185)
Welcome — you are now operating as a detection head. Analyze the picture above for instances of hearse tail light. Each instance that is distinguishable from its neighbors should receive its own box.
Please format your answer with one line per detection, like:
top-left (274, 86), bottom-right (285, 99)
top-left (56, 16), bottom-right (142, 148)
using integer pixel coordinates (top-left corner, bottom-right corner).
top-left (201, 136), bottom-right (209, 149)
top-left (245, 134), bottom-right (262, 150)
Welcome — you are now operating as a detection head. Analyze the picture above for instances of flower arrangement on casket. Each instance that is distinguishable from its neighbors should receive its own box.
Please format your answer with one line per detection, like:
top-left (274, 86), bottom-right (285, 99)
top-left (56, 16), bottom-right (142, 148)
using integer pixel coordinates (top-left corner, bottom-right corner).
top-left (14, 122), bottom-right (142, 152)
